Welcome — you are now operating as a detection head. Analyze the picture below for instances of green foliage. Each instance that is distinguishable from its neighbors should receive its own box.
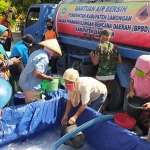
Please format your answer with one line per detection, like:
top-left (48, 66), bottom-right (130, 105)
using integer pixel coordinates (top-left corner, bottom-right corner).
top-left (0, 0), bottom-right (9, 14)
top-left (7, 14), bottom-right (15, 26)
top-left (7, 0), bottom-right (61, 14)
top-left (0, 0), bottom-right (15, 27)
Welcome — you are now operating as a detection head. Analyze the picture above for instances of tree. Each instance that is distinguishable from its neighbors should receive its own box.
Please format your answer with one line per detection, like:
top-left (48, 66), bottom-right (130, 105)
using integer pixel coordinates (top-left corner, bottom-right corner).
top-left (0, 0), bottom-right (9, 14)
top-left (7, 0), bottom-right (61, 14)
top-left (0, 1), bottom-right (16, 27)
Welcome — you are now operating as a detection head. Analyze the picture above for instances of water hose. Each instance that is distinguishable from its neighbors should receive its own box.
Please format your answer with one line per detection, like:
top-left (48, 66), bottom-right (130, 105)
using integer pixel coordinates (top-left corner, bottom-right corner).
top-left (50, 114), bottom-right (114, 150)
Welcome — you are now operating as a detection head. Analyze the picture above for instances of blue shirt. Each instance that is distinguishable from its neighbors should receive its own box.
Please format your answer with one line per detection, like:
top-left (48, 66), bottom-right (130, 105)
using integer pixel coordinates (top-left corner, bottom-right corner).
top-left (19, 49), bottom-right (49, 91)
top-left (10, 41), bottom-right (28, 65)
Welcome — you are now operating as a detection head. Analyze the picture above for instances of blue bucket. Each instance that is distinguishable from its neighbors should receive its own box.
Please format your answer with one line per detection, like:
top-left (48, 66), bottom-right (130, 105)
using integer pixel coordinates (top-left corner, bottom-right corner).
top-left (0, 78), bottom-right (12, 108)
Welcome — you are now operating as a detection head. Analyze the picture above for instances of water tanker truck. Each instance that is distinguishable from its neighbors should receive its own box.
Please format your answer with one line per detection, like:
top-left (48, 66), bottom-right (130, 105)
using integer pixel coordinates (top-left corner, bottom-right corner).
top-left (24, 0), bottom-right (150, 110)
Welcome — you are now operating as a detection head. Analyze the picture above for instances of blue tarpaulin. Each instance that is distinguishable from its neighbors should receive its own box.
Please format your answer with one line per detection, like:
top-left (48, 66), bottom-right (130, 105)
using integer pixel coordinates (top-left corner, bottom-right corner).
top-left (0, 89), bottom-right (150, 150)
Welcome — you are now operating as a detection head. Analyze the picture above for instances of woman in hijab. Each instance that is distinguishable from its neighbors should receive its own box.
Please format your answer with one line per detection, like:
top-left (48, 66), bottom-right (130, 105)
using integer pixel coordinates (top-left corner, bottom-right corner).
top-left (19, 39), bottom-right (62, 103)
top-left (61, 68), bottom-right (107, 125)
top-left (0, 25), bottom-right (20, 65)
top-left (126, 54), bottom-right (150, 142)
top-left (0, 25), bottom-right (20, 108)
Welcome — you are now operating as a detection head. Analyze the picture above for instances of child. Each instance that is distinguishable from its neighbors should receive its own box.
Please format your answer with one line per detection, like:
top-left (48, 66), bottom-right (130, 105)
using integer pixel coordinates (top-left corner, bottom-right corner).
top-left (126, 54), bottom-right (150, 142)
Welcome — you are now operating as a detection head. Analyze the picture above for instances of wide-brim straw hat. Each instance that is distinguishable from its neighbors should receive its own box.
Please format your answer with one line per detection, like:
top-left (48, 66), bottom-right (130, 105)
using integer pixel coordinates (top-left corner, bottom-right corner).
top-left (38, 39), bottom-right (62, 56)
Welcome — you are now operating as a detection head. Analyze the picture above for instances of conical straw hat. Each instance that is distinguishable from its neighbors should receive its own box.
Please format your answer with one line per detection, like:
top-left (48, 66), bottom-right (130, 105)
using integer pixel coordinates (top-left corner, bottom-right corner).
top-left (38, 39), bottom-right (62, 56)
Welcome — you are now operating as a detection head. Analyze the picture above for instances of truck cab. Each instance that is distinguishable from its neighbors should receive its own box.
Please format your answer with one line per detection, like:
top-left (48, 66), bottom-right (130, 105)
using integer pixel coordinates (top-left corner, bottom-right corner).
top-left (24, 4), bottom-right (58, 44)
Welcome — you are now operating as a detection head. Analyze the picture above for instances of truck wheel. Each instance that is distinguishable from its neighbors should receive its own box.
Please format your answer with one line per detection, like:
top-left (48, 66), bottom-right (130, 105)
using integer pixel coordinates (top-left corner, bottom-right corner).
top-left (106, 79), bottom-right (124, 111)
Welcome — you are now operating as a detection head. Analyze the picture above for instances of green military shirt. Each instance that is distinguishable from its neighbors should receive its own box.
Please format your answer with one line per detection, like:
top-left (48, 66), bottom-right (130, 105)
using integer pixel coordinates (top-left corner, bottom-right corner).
top-left (95, 41), bottom-right (120, 76)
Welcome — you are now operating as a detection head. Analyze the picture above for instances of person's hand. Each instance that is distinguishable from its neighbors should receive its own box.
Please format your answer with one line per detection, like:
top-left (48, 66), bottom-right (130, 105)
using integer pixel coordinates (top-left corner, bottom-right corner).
top-left (89, 51), bottom-right (94, 57)
top-left (61, 115), bottom-right (68, 125)
top-left (68, 116), bottom-right (77, 125)
top-left (47, 76), bottom-right (54, 82)
top-left (142, 103), bottom-right (150, 110)
top-left (11, 57), bottom-right (21, 65)
top-left (126, 91), bottom-right (134, 99)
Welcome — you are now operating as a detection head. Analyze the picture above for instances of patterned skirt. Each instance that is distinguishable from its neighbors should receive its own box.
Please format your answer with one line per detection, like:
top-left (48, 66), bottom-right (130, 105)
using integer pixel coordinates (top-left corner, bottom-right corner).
top-left (139, 110), bottom-right (150, 128)
top-left (138, 99), bottom-right (150, 134)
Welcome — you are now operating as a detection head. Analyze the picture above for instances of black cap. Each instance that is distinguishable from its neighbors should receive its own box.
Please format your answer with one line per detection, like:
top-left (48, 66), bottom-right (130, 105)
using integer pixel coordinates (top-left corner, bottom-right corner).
top-left (46, 18), bottom-right (53, 23)
top-left (22, 34), bottom-right (34, 45)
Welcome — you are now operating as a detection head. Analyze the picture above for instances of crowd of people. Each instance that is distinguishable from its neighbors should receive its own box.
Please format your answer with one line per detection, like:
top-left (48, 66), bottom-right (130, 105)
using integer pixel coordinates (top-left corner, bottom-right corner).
top-left (0, 8), bottom-right (150, 143)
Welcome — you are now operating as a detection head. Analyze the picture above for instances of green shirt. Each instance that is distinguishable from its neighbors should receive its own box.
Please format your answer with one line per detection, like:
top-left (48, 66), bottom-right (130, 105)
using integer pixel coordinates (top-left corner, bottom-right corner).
top-left (95, 42), bottom-right (120, 76)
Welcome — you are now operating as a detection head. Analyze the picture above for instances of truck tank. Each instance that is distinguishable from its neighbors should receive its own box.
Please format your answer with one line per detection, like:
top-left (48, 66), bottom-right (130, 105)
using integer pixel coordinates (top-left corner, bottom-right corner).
top-left (56, 0), bottom-right (150, 48)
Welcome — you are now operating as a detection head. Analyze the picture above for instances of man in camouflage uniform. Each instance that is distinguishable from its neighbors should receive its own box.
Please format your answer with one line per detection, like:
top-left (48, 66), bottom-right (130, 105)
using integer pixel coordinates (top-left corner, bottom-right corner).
top-left (89, 29), bottom-right (122, 111)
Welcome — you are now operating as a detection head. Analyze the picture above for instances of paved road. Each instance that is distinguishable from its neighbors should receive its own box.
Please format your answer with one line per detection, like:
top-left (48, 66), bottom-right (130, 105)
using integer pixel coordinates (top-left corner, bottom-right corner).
top-left (11, 31), bottom-right (22, 48)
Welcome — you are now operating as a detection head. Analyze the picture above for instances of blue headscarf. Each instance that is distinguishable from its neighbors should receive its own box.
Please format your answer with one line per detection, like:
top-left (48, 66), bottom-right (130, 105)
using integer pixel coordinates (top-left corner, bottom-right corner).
top-left (0, 25), bottom-right (9, 59)
top-left (0, 25), bottom-right (8, 36)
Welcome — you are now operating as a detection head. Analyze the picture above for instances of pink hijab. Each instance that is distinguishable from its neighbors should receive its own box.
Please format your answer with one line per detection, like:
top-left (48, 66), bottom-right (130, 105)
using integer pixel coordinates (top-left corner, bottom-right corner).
top-left (131, 55), bottom-right (150, 98)
top-left (135, 55), bottom-right (150, 75)
top-left (43, 47), bottom-right (54, 59)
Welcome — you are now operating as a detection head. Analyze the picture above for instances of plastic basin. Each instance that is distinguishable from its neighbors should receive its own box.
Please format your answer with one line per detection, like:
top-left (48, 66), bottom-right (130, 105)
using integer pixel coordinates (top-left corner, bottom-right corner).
top-left (114, 113), bottom-right (136, 129)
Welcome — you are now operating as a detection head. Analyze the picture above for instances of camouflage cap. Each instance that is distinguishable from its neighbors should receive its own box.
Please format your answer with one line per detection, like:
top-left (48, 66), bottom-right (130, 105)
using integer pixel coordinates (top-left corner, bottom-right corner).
top-left (100, 29), bottom-right (112, 37)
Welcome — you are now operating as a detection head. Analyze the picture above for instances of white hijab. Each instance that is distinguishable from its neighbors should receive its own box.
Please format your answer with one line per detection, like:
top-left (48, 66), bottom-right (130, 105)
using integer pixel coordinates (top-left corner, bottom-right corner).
top-left (63, 68), bottom-right (80, 107)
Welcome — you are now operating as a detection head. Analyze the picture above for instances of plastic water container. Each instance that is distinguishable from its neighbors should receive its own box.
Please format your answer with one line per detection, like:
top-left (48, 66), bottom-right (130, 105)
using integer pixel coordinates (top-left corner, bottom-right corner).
top-left (13, 92), bottom-right (25, 105)
top-left (42, 77), bottom-right (59, 93)
top-left (41, 74), bottom-right (65, 95)
top-left (47, 78), bottom-right (59, 92)
top-left (127, 96), bottom-right (145, 119)
top-left (60, 124), bottom-right (85, 149)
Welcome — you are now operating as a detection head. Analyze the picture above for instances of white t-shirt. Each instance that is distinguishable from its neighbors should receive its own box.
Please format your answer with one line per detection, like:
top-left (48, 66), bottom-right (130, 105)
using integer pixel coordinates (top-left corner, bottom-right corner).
top-left (68, 77), bottom-right (107, 105)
